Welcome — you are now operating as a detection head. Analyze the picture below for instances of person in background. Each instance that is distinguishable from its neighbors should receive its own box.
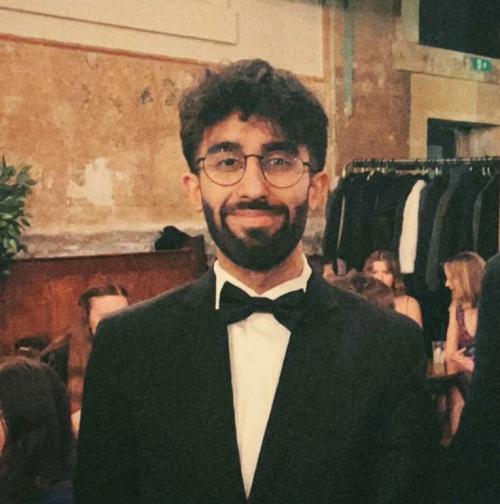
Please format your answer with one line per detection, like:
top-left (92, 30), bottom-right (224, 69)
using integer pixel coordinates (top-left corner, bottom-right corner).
top-left (42, 284), bottom-right (129, 433)
top-left (329, 271), bottom-right (395, 310)
top-left (444, 251), bottom-right (485, 374)
top-left (443, 251), bottom-right (485, 439)
top-left (363, 249), bottom-right (423, 327)
top-left (75, 58), bottom-right (436, 504)
top-left (0, 357), bottom-right (74, 504)
top-left (450, 251), bottom-right (500, 503)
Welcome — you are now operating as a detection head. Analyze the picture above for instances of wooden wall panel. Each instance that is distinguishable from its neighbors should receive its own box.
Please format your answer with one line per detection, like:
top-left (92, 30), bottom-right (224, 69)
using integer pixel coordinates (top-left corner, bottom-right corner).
top-left (0, 236), bottom-right (207, 354)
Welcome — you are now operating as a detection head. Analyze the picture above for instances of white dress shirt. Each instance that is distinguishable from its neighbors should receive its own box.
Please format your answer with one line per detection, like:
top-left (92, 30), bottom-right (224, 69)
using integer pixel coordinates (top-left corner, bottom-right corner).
top-left (214, 258), bottom-right (312, 497)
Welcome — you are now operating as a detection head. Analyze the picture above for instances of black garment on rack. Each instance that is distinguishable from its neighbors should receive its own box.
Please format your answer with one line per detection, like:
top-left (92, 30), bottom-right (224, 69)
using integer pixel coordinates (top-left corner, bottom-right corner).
top-left (371, 173), bottom-right (418, 257)
top-left (455, 172), bottom-right (492, 253)
top-left (437, 170), bottom-right (488, 265)
top-left (338, 172), bottom-right (388, 271)
top-left (476, 174), bottom-right (499, 261)
top-left (425, 170), bottom-right (463, 292)
top-left (336, 173), bottom-right (369, 270)
top-left (324, 158), bottom-right (500, 276)
top-left (412, 174), bottom-right (450, 295)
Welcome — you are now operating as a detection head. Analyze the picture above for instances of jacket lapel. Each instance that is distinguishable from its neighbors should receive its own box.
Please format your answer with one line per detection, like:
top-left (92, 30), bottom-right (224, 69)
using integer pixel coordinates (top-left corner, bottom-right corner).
top-left (183, 271), bottom-right (247, 503)
top-left (248, 273), bottom-right (345, 504)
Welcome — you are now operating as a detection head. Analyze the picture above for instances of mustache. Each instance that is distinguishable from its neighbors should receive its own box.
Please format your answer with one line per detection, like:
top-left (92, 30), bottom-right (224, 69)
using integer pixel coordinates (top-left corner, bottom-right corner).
top-left (221, 199), bottom-right (288, 216)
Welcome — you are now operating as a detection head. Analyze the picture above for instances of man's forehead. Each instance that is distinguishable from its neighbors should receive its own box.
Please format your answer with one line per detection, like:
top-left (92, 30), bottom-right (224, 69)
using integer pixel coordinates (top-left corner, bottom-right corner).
top-left (197, 112), bottom-right (311, 156)
top-left (202, 112), bottom-right (284, 141)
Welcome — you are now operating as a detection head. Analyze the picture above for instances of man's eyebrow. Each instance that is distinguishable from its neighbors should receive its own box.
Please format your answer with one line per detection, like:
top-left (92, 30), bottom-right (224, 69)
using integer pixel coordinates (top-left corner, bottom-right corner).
top-left (206, 141), bottom-right (241, 155)
top-left (262, 141), bottom-right (299, 154)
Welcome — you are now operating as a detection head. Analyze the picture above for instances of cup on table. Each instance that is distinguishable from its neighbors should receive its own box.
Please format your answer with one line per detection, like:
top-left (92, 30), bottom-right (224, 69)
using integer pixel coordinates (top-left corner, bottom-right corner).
top-left (432, 340), bottom-right (446, 373)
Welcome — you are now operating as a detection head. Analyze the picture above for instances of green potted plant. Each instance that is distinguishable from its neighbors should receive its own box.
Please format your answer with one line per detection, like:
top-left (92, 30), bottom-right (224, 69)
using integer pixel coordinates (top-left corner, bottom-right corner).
top-left (0, 157), bottom-right (36, 277)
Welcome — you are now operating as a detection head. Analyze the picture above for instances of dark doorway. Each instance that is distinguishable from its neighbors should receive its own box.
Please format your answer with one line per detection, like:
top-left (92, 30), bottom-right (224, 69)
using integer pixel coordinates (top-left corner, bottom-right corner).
top-left (427, 120), bottom-right (458, 159)
top-left (427, 119), bottom-right (499, 159)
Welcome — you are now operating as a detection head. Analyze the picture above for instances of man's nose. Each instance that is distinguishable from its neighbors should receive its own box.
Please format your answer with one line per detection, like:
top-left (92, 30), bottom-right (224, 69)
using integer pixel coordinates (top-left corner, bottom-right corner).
top-left (236, 158), bottom-right (269, 198)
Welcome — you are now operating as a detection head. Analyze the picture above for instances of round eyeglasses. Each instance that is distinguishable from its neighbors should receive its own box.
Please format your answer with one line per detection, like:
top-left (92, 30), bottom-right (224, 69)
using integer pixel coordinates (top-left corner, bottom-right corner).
top-left (195, 151), bottom-right (311, 188)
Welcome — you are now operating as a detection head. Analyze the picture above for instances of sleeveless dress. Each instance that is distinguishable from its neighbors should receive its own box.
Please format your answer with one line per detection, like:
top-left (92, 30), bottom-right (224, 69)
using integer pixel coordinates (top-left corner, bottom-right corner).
top-left (456, 304), bottom-right (475, 349)
top-left (456, 304), bottom-right (475, 397)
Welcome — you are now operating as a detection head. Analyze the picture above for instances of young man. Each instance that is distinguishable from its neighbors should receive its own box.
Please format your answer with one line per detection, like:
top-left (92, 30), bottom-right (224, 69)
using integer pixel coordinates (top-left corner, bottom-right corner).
top-left (75, 59), bottom-right (437, 503)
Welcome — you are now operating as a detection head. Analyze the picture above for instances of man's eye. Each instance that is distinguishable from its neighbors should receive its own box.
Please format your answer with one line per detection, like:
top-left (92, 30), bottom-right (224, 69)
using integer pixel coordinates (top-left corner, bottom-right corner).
top-left (266, 155), bottom-right (293, 169)
top-left (217, 157), bottom-right (240, 169)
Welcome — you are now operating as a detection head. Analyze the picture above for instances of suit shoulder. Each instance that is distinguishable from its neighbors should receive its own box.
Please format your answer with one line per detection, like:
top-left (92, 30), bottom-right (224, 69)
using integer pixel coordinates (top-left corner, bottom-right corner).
top-left (92, 276), bottom-right (208, 350)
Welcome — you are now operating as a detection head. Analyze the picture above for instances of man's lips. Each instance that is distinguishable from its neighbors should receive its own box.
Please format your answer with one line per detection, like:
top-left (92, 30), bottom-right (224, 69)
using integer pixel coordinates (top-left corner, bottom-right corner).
top-left (225, 209), bottom-right (283, 227)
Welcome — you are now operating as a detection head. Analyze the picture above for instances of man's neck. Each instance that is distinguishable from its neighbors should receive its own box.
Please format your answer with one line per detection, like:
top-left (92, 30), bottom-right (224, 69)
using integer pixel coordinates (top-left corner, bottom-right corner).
top-left (216, 245), bottom-right (306, 295)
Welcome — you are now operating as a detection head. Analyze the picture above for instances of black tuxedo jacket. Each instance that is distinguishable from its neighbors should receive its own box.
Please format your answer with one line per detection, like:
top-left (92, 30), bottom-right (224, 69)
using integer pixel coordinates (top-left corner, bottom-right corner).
top-left (75, 271), bottom-right (437, 504)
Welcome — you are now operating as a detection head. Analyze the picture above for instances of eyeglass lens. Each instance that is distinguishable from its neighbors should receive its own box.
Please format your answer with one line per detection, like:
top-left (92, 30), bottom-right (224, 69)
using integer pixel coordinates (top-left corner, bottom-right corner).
top-left (202, 151), bottom-right (306, 187)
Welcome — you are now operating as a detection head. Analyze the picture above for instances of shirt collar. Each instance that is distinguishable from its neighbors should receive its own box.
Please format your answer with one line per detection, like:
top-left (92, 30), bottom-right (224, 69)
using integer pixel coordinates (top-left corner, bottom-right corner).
top-left (214, 256), bottom-right (312, 310)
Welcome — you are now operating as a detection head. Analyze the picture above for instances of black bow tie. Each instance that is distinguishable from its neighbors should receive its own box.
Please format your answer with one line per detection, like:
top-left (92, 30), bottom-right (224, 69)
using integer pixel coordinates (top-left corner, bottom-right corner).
top-left (218, 282), bottom-right (305, 331)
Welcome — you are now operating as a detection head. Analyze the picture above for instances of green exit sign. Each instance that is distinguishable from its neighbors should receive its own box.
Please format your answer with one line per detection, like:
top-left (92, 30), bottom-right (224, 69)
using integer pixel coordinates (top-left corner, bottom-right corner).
top-left (471, 56), bottom-right (492, 73)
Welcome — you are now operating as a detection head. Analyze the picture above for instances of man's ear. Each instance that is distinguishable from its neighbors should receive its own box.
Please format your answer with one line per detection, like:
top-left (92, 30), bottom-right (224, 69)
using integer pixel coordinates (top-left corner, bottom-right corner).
top-left (308, 171), bottom-right (329, 211)
top-left (182, 172), bottom-right (203, 212)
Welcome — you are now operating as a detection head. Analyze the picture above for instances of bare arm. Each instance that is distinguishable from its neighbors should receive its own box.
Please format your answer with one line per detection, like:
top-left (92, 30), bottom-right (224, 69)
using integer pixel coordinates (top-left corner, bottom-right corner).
top-left (406, 296), bottom-right (423, 328)
top-left (445, 303), bottom-right (459, 373)
top-left (394, 295), bottom-right (423, 328)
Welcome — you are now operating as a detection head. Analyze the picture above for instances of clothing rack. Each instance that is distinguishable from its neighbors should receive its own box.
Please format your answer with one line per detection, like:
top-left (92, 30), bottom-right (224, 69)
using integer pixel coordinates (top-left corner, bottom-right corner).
top-left (343, 156), bottom-right (500, 177)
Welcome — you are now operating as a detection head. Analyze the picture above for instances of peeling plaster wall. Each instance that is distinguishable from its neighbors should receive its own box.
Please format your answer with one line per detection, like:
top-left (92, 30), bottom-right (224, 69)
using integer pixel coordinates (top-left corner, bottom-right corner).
top-left (1, 40), bottom-right (199, 236)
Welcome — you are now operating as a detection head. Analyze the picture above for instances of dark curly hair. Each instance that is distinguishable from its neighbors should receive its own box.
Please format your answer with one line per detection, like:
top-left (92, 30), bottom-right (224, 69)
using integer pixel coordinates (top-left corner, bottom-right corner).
top-left (0, 357), bottom-right (74, 504)
top-left (179, 59), bottom-right (328, 173)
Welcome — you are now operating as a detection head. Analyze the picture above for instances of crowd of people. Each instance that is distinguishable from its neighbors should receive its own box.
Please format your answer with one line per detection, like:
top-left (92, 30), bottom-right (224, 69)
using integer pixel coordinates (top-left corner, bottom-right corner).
top-left (1, 58), bottom-right (498, 503)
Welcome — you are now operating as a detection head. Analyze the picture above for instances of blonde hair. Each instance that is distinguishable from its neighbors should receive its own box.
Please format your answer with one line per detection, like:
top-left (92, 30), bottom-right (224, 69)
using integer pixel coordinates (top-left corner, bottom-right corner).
top-left (363, 250), bottom-right (406, 296)
top-left (444, 251), bottom-right (485, 308)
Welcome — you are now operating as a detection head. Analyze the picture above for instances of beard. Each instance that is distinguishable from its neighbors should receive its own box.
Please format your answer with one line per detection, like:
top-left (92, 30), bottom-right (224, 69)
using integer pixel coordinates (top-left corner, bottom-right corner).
top-left (203, 197), bottom-right (309, 272)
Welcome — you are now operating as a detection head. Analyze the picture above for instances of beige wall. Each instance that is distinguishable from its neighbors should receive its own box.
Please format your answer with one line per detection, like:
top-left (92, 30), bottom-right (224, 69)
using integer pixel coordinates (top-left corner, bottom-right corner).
top-left (0, 0), bottom-right (324, 77)
top-left (464, 128), bottom-right (500, 157)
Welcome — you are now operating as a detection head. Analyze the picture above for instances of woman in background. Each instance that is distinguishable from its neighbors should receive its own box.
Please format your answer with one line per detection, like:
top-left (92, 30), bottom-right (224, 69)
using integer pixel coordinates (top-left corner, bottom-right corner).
top-left (443, 251), bottom-right (485, 440)
top-left (0, 357), bottom-right (74, 504)
top-left (363, 250), bottom-right (423, 327)
top-left (444, 251), bottom-right (485, 373)
top-left (42, 283), bottom-right (128, 433)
